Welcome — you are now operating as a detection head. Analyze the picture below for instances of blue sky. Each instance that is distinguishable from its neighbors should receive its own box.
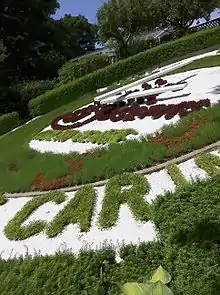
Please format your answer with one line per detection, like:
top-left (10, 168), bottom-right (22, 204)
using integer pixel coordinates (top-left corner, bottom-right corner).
top-left (55, 1), bottom-right (220, 25)
top-left (55, 0), bottom-right (107, 23)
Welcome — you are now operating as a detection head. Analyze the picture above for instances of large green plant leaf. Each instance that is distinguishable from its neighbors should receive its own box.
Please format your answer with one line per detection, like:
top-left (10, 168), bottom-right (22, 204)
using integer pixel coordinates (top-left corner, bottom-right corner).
top-left (122, 282), bottom-right (150, 295)
top-left (148, 281), bottom-right (174, 295)
top-left (146, 266), bottom-right (172, 284)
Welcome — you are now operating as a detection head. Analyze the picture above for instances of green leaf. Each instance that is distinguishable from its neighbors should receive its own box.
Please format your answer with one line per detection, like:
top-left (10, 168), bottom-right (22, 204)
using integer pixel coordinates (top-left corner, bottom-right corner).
top-left (147, 266), bottom-right (171, 284)
top-left (148, 281), bottom-right (174, 295)
top-left (122, 282), bottom-right (150, 295)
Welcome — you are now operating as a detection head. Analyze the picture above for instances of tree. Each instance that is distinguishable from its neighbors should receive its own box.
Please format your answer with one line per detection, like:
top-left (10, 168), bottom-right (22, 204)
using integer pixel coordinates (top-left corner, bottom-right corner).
top-left (97, 0), bottom-right (155, 59)
top-left (60, 14), bottom-right (98, 59)
top-left (152, 0), bottom-right (220, 36)
top-left (0, 0), bottom-right (60, 83)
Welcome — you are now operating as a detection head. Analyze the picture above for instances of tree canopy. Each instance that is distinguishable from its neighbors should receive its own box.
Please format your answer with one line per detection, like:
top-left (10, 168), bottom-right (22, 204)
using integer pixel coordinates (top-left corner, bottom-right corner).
top-left (97, 0), bottom-right (155, 58)
top-left (151, 0), bottom-right (220, 35)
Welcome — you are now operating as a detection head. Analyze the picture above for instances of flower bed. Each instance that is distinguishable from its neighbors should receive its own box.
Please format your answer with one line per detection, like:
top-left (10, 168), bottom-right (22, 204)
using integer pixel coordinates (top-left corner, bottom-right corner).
top-left (1, 151), bottom-right (220, 250)
top-left (34, 129), bottom-right (138, 144)
top-left (51, 99), bottom-right (210, 130)
top-left (32, 159), bottom-right (83, 191)
top-left (150, 118), bottom-right (207, 148)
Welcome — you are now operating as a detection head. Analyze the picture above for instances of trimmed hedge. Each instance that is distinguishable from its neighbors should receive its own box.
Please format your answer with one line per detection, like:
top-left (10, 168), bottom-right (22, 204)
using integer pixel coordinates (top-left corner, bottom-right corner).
top-left (29, 25), bottom-right (220, 117)
top-left (99, 173), bottom-right (151, 228)
top-left (4, 191), bottom-right (66, 240)
top-left (0, 112), bottom-right (20, 136)
top-left (14, 80), bottom-right (56, 103)
top-left (166, 164), bottom-right (188, 188)
top-left (34, 129), bottom-right (138, 144)
top-left (58, 54), bottom-right (111, 85)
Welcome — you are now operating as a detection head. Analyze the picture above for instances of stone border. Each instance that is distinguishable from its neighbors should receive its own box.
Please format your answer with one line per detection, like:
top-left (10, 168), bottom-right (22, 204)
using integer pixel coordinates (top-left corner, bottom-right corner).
top-left (6, 140), bottom-right (220, 199)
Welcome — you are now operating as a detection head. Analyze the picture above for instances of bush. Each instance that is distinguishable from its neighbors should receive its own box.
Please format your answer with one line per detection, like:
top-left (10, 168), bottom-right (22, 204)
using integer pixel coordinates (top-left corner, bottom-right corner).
top-left (0, 242), bottom-right (164, 295)
top-left (14, 79), bottom-right (56, 103)
top-left (169, 245), bottom-right (220, 295)
top-left (0, 112), bottom-right (20, 136)
top-left (152, 176), bottom-right (220, 295)
top-left (152, 175), bottom-right (220, 245)
top-left (58, 54), bottom-right (111, 85)
top-left (127, 38), bottom-right (159, 56)
top-left (29, 25), bottom-right (220, 117)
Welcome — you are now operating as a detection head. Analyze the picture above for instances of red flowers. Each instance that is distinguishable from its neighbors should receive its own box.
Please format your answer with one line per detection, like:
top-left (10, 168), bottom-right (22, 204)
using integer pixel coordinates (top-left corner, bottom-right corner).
top-left (51, 99), bottom-right (211, 130)
top-left (32, 159), bottom-right (83, 191)
top-left (150, 119), bottom-right (207, 149)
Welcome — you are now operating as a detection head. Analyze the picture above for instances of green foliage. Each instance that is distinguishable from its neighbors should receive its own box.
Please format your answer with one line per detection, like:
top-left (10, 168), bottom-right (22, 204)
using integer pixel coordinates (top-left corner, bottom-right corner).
top-left (14, 80), bottom-right (56, 103)
top-left (0, 242), bottom-right (165, 295)
top-left (122, 283), bottom-right (149, 294)
top-left (97, 0), bottom-right (154, 59)
top-left (0, 112), bottom-right (20, 136)
top-left (58, 54), bottom-right (111, 85)
top-left (153, 0), bottom-right (220, 34)
top-left (122, 266), bottom-right (174, 295)
top-left (0, 191), bottom-right (7, 205)
top-left (29, 25), bottom-right (220, 116)
top-left (46, 185), bottom-right (96, 237)
top-left (99, 173), bottom-right (151, 228)
top-left (195, 152), bottom-right (220, 177)
top-left (169, 245), bottom-right (220, 295)
top-left (4, 191), bottom-right (66, 240)
top-left (34, 128), bottom-right (138, 144)
top-left (166, 164), bottom-right (188, 187)
top-left (152, 175), bottom-right (220, 245)
top-left (147, 266), bottom-right (171, 284)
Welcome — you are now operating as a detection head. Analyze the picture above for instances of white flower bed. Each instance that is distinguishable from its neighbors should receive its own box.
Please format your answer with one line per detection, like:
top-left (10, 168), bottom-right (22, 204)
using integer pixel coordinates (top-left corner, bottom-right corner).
top-left (0, 151), bottom-right (218, 260)
top-left (29, 66), bottom-right (220, 154)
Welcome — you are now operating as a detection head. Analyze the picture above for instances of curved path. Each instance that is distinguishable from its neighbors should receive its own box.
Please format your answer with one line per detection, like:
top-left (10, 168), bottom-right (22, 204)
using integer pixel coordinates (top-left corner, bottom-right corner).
top-left (6, 140), bottom-right (220, 198)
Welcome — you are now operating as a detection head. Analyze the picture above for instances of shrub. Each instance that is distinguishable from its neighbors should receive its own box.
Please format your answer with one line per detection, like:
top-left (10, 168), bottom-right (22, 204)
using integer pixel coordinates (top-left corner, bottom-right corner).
top-left (152, 175), bottom-right (220, 245)
top-left (99, 173), bottom-right (151, 228)
top-left (29, 25), bottom-right (220, 117)
top-left (169, 245), bottom-right (220, 295)
top-left (46, 185), bottom-right (97, 237)
top-left (34, 129), bottom-right (138, 144)
top-left (166, 164), bottom-right (188, 187)
top-left (0, 190), bottom-right (7, 205)
top-left (4, 191), bottom-right (66, 240)
top-left (14, 79), bottom-right (56, 102)
top-left (58, 54), bottom-right (111, 85)
top-left (0, 112), bottom-right (20, 136)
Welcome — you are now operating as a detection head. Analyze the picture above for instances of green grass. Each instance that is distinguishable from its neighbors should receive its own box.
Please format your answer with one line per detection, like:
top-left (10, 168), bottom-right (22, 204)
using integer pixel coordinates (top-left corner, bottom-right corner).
top-left (0, 93), bottom-right (94, 193)
top-left (168, 55), bottom-right (220, 76)
top-left (2, 99), bottom-right (220, 193)
top-left (2, 55), bottom-right (220, 193)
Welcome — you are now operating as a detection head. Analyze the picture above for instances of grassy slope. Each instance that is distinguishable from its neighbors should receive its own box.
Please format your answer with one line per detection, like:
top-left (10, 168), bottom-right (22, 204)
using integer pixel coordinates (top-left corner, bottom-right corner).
top-left (168, 54), bottom-right (220, 75)
top-left (1, 55), bottom-right (220, 193)
top-left (0, 94), bottom-right (94, 192)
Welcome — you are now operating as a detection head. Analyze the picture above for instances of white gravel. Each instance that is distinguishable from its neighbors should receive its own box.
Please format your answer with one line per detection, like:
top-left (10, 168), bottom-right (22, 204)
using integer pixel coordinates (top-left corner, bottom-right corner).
top-left (29, 66), bottom-right (220, 154)
top-left (1, 151), bottom-right (220, 260)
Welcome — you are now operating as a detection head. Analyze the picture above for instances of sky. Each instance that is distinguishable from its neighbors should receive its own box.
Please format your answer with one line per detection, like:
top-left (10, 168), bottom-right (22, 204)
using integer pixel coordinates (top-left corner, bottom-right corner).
top-left (55, 1), bottom-right (220, 25)
top-left (55, 0), bottom-right (107, 23)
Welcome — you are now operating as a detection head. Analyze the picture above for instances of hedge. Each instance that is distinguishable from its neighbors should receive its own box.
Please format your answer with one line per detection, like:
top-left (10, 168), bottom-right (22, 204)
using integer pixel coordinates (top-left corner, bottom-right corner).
top-left (14, 80), bottom-right (56, 103)
top-left (58, 54), bottom-right (111, 85)
top-left (0, 112), bottom-right (20, 136)
top-left (29, 26), bottom-right (220, 117)
top-left (29, 25), bottom-right (220, 117)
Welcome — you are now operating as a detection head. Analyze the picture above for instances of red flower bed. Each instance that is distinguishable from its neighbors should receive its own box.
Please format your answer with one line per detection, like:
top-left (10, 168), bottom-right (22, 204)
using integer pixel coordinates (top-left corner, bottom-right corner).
top-left (51, 99), bottom-right (210, 130)
top-left (32, 159), bottom-right (83, 191)
top-left (150, 119), bottom-right (207, 149)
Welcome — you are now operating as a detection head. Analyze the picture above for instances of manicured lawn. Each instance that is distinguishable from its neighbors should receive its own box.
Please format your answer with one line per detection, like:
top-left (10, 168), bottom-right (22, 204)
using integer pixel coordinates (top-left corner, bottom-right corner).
top-left (2, 55), bottom-right (220, 193)
top-left (168, 54), bottom-right (220, 75)
top-left (0, 93), bottom-right (94, 193)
